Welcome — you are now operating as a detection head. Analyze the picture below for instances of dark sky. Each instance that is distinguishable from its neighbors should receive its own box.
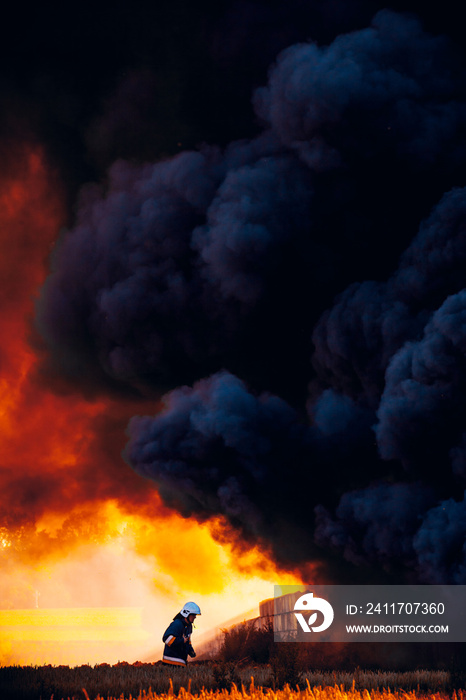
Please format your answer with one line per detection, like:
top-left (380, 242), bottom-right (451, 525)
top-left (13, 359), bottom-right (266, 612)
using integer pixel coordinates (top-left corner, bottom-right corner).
top-left (2, 0), bottom-right (464, 201)
top-left (5, 0), bottom-right (466, 585)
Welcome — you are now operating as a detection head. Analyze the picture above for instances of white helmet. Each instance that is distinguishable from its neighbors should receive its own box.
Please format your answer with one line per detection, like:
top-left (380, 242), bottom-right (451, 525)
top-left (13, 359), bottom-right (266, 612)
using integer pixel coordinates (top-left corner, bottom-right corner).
top-left (180, 601), bottom-right (201, 617)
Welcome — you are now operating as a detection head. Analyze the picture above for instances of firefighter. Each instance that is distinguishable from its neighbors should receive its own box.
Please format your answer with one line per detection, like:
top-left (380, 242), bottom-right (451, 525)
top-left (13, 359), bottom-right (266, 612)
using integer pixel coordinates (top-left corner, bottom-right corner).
top-left (162, 601), bottom-right (201, 666)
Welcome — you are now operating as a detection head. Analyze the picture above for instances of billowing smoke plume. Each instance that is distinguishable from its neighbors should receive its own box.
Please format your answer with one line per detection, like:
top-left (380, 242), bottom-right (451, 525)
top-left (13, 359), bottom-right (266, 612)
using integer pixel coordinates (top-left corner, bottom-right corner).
top-left (36, 10), bottom-right (466, 583)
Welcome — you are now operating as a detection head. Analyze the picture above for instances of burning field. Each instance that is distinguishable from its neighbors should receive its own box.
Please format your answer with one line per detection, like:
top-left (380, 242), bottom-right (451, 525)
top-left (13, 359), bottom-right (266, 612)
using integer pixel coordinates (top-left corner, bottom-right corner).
top-left (0, 663), bottom-right (456, 700)
top-left (83, 686), bottom-right (462, 700)
top-left (3, 0), bottom-right (466, 671)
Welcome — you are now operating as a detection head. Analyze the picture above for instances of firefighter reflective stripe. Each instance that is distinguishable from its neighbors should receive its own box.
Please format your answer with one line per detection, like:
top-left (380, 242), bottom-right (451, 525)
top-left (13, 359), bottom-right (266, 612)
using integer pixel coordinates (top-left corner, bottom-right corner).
top-left (163, 655), bottom-right (186, 666)
top-left (165, 635), bottom-right (176, 646)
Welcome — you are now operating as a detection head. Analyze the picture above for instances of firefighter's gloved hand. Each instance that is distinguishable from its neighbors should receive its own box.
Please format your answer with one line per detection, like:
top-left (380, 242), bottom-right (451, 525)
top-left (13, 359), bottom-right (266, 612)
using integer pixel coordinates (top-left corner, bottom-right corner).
top-left (188, 646), bottom-right (196, 658)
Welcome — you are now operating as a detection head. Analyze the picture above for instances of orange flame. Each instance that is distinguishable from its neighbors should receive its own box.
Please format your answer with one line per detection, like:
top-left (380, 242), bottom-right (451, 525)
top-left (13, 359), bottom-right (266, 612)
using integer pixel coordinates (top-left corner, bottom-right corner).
top-left (0, 146), bottom-right (304, 666)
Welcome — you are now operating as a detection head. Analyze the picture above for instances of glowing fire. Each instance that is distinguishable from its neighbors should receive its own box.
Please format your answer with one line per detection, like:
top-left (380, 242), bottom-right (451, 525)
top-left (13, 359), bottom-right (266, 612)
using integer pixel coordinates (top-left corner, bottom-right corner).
top-left (0, 147), bottom-right (302, 667)
top-left (0, 531), bottom-right (11, 549)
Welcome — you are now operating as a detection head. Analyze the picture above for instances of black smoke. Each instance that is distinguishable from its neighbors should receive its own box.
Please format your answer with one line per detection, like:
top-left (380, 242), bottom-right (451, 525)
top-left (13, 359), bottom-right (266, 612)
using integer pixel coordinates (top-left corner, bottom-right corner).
top-left (35, 8), bottom-right (466, 582)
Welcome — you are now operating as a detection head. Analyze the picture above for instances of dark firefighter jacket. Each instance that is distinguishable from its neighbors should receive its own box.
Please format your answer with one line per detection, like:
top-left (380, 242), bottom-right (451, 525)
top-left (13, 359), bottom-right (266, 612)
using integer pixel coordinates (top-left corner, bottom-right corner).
top-left (162, 613), bottom-right (196, 666)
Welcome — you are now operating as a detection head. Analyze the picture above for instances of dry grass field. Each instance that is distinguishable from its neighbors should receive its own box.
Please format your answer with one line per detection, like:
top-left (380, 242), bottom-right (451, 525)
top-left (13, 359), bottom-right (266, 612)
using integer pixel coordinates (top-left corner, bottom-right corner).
top-left (0, 662), bottom-right (457, 700)
top-left (83, 680), bottom-right (464, 700)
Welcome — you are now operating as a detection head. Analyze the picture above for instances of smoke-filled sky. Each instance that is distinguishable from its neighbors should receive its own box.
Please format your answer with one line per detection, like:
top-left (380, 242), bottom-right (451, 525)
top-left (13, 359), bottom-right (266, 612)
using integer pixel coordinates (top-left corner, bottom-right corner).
top-left (3, 0), bottom-right (466, 664)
